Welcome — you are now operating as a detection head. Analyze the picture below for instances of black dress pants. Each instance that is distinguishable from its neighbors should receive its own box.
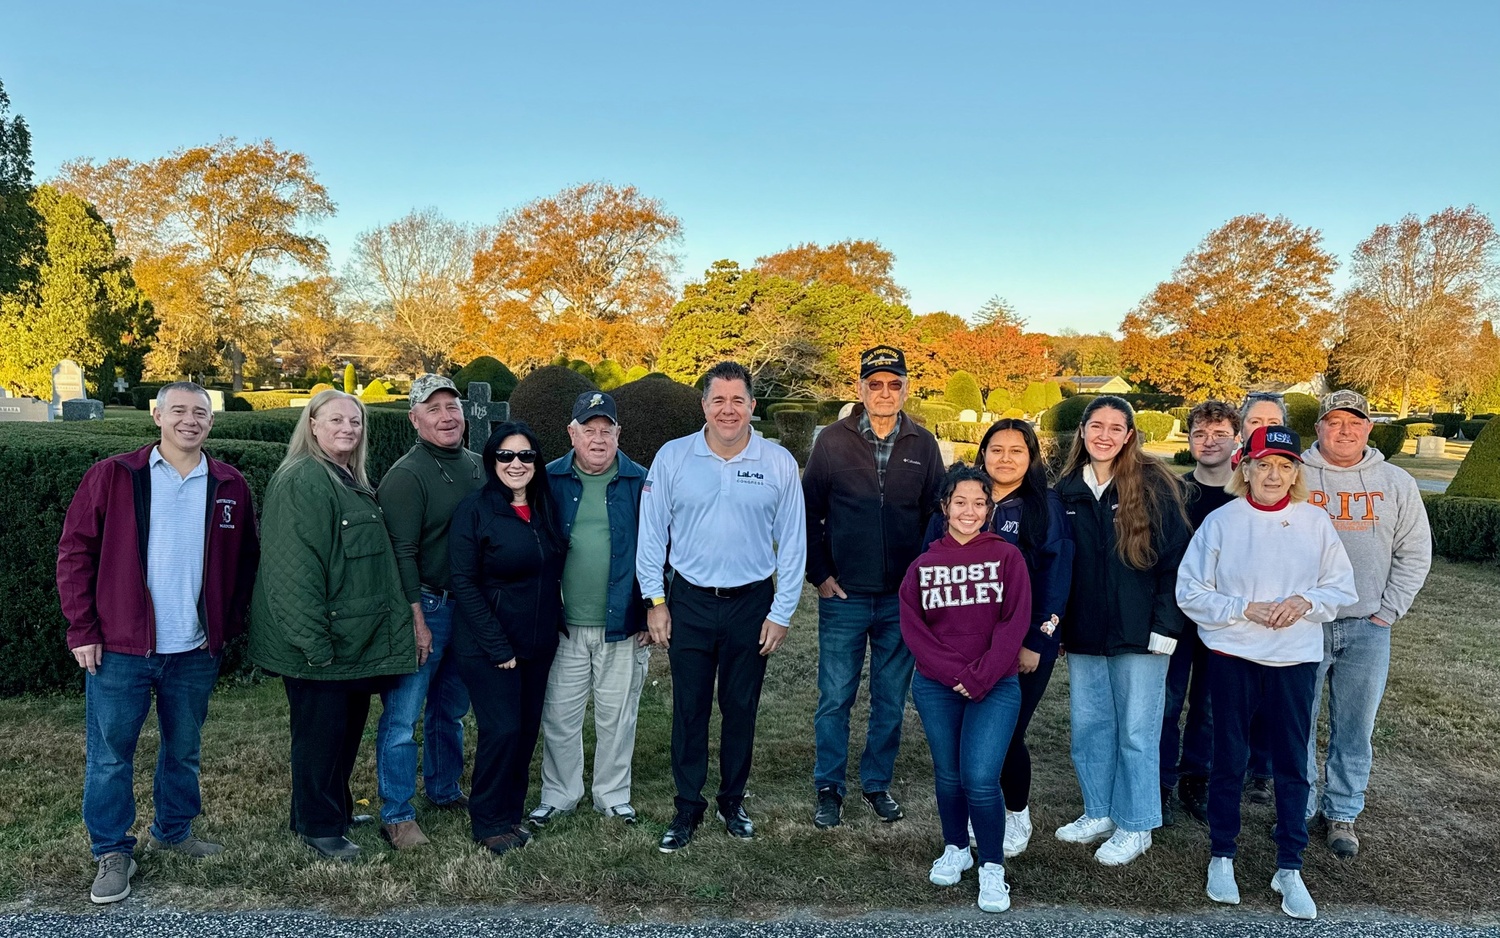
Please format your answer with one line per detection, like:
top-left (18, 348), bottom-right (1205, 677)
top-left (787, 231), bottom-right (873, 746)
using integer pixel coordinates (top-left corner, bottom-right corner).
top-left (458, 652), bottom-right (553, 840)
top-left (283, 676), bottom-right (387, 838)
top-left (1000, 652), bottom-right (1057, 811)
top-left (666, 577), bottom-right (774, 818)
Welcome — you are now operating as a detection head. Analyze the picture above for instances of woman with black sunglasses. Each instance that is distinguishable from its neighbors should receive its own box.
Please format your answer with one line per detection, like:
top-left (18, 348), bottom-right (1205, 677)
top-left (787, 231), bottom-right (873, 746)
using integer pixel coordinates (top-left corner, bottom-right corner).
top-left (448, 422), bottom-right (568, 856)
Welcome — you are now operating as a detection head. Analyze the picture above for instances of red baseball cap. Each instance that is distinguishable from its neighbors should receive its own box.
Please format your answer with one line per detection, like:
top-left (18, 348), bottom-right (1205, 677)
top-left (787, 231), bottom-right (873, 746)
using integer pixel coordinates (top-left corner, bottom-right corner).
top-left (1241, 425), bottom-right (1303, 463)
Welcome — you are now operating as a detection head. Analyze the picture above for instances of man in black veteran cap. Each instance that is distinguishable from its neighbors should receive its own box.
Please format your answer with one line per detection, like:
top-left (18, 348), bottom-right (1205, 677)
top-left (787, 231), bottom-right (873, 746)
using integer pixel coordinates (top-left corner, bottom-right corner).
top-left (801, 346), bottom-right (944, 827)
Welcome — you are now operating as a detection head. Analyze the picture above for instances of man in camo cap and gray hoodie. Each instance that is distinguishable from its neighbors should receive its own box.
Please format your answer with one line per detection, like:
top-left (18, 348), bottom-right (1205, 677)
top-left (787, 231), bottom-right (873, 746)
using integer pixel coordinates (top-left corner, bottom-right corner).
top-left (1300, 390), bottom-right (1431, 859)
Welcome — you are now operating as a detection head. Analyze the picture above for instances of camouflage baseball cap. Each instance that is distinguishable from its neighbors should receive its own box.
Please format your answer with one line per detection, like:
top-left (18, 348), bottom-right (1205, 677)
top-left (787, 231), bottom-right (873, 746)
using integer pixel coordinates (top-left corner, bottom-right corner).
top-left (1318, 389), bottom-right (1369, 420)
top-left (409, 373), bottom-right (459, 404)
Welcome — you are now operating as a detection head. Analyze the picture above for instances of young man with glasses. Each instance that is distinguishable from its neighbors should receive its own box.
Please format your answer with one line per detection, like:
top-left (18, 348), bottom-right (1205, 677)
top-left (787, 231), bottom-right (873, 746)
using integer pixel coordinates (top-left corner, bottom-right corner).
top-left (802, 346), bottom-right (944, 828)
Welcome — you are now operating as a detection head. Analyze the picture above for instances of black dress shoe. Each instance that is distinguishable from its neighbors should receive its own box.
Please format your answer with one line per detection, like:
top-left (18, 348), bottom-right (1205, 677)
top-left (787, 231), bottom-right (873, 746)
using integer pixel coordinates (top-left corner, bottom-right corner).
top-left (659, 812), bottom-right (701, 853)
top-left (814, 787), bottom-right (843, 829)
top-left (716, 802), bottom-right (754, 840)
top-left (300, 834), bottom-right (361, 861)
top-left (862, 790), bottom-right (904, 823)
top-left (478, 829), bottom-right (529, 856)
top-left (1178, 776), bottom-right (1209, 823)
top-left (1245, 777), bottom-right (1273, 806)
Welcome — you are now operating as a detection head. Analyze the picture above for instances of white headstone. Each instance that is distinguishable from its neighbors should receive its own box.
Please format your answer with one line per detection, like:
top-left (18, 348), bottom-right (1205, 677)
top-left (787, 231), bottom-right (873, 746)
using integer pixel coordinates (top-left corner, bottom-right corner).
top-left (114, 377), bottom-right (129, 394)
top-left (206, 389), bottom-right (225, 412)
top-left (981, 412), bottom-right (993, 422)
top-left (838, 402), bottom-right (856, 420)
top-left (959, 409), bottom-right (978, 423)
top-left (51, 360), bottom-right (87, 409)
top-left (1416, 435), bottom-right (1445, 458)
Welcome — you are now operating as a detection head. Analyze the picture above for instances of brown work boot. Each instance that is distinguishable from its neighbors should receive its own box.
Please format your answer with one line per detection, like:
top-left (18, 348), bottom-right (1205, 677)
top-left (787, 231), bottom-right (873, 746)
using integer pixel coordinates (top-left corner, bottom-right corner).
top-left (380, 820), bottom-right (431, 850)
top-left (1326, 820), bottom-right (1359, 858)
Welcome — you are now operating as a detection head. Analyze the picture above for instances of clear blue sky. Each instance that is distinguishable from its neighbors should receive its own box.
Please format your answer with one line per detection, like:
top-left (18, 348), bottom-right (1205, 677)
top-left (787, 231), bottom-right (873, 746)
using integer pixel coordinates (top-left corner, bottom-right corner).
top-left (6, 1), bottom-right (1498, 334)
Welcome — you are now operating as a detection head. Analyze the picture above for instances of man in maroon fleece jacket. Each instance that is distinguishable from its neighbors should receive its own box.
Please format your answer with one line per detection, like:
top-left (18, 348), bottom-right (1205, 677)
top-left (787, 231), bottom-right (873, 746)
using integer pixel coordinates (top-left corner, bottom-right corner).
top-left (56, 383), bottom-right (258, 904)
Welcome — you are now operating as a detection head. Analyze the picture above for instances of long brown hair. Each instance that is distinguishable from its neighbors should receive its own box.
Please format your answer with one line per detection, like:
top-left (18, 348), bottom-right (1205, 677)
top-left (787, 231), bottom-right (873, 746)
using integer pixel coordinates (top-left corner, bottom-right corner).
top-left (1060, 395), bottom-right (1188, 570)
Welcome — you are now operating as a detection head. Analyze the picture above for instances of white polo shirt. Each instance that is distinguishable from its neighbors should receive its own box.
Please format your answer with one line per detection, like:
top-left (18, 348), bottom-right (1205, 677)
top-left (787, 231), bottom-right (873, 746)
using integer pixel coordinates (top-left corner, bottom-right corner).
top-left (147, 447), bottom-right (208, 653)
top-left (637, 429), bottom-right (807, 627)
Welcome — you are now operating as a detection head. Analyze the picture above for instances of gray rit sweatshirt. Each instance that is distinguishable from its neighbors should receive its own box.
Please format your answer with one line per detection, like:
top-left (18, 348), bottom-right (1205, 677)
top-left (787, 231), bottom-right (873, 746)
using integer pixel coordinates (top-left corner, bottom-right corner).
top-left (1300, 444), bottom-right (1433, 625)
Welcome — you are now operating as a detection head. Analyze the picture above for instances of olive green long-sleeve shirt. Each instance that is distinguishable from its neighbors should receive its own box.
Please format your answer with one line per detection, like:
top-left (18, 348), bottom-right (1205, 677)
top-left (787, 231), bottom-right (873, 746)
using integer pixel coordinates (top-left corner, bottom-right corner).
top-left (377, 439), bottom-right (485, 603)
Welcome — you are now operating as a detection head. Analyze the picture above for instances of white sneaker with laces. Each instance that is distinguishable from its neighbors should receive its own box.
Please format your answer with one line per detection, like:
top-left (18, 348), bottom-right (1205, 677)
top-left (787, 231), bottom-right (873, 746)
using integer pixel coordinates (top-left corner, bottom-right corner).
top-left (1094, 828), bottom-right (1152, 865)
top-left (1055, 814), bottom-right (1116, 844)
top-left (1206, 856), bottom-right (1240, 904)
top-left (1272, 869), bottom-right (1318, 920)
top-left (928, 844), bottom-right (973, 886)
top-left (1004, 806), bottom-right (1033, 858)
top-left (977, 862), bottom-right (1011, 913)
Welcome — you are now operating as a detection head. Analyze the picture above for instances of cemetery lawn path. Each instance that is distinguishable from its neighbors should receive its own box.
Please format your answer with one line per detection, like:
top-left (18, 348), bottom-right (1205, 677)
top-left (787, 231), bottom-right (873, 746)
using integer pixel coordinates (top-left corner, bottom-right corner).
top-left (1, 561), bottom-right (1496, 922)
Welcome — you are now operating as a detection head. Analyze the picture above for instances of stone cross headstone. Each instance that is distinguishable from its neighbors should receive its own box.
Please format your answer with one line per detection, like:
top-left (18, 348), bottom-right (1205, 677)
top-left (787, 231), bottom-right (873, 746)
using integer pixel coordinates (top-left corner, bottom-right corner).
top-left (62, 399), bottom-right (105, 421)
top-left (462, 382), bottom-right (511, 450)
top-left (51, 360), bottom-right (87, 410)
top-left (114, 377), bottom-right (129, 395)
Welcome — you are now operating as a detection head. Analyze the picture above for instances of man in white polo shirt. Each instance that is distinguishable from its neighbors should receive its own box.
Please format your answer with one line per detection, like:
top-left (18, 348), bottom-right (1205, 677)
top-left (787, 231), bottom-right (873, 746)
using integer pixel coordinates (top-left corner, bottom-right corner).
top-left (637, 361), bottom-right (807, 853)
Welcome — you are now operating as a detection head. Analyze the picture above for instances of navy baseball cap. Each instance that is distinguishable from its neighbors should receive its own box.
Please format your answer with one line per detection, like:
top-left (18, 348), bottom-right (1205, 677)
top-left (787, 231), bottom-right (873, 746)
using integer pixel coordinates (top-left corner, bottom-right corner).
top-left (571, 391), bottom-right (618, 425)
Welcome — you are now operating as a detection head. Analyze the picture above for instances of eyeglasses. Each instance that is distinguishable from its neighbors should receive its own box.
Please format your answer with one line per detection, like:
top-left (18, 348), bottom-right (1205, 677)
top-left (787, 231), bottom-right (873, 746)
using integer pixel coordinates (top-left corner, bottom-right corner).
top-left (865, 379), bottom-right (904, 392)
top-left (495, 450), bottom-right (538, 464)
top-left (1189, 431), bottom-right (1236, 443)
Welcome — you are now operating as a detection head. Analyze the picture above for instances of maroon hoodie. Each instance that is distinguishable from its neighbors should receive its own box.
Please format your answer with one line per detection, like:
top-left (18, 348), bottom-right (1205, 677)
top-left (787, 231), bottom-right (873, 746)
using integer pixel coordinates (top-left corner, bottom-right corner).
top-left (57, 443), bottom-right (260, 656)
top-left (899, 531), bottom-right (1032, 701)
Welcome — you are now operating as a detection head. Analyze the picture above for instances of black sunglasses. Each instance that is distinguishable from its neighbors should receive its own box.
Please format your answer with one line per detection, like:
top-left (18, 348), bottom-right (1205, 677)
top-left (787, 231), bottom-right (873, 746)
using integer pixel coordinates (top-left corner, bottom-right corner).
top-left (495, 449), bottom-right (538, 464)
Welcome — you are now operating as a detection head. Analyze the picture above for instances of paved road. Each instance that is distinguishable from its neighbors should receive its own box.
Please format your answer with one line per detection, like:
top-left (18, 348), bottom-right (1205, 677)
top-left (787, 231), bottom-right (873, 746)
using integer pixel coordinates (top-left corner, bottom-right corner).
top-left (1, 910), bottom-right (1495, 938)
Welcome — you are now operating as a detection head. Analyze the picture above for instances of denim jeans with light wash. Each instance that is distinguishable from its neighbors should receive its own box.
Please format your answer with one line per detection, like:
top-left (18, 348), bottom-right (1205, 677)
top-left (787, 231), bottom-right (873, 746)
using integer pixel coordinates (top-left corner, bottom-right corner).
top-left (1068, 651), bottom-right (1170, 832)
top-left (84, 647), bottom-right (221, 858)
top-left (1160, 627), bottom-right (1213, 788)
top-left (911, 671), bottom-right (1020, 867)
top-left (1306, 616), bottom-right (1391, 822)
top-left (812, 592), bottom-right (914, 797)
top-left (376, 592), bottom-right (470, 823)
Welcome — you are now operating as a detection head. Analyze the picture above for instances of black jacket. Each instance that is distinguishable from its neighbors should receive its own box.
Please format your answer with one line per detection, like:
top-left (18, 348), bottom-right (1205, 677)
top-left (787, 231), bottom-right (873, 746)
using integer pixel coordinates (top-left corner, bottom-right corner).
top-left (448, 486), bottom-right (566, 664)
top-left (1056, 470), bottom-right (1191, 656)
top-left (803, 413), bottom-right (945, 594)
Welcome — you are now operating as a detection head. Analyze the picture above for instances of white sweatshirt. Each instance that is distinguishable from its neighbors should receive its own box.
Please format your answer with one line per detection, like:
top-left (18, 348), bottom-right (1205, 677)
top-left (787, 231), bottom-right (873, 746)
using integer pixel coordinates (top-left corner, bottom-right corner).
top-left (1176, 497), bottom-right (1358, 667)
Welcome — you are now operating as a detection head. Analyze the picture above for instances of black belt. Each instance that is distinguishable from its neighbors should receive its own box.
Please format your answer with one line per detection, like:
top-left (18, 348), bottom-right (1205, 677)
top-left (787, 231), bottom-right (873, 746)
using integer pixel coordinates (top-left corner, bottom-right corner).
top-left (420, 585), bottom-right (453, 603)
top-left (677, 577), bottom-right (769, 599)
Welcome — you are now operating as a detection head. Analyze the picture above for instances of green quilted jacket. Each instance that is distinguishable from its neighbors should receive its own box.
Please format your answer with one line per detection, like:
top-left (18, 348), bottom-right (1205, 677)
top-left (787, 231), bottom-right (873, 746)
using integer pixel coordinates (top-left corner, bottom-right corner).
top-left (249, 457), bottom-right (416, 680)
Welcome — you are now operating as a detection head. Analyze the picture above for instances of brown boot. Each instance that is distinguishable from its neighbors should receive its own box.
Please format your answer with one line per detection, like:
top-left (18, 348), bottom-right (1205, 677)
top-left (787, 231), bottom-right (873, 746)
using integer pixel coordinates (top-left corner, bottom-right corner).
top-left (380, 820), bottom-right (430, 850)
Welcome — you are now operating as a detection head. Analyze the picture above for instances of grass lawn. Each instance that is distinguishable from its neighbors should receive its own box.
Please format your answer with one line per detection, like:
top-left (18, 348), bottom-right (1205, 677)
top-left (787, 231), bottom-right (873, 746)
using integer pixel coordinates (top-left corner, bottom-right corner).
top-left (2, 561), bottom-right (1497, 922)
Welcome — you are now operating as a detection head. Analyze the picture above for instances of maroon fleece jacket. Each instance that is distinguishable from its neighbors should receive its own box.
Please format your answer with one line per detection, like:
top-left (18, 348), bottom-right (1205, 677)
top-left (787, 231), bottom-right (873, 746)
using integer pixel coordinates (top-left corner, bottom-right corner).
top-left (899, 531), bottom-right (1032, 701)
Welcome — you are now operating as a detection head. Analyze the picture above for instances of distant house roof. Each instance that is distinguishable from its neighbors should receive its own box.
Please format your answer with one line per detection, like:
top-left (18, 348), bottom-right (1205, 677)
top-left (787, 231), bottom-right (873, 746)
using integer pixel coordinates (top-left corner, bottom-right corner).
top-left (1070, 375), bottom-right (1132, 392)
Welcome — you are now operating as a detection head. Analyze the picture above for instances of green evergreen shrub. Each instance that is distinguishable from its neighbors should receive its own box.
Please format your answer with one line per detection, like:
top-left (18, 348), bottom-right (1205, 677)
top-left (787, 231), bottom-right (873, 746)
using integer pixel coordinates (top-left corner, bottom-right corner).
top-left (774, 410), bottom-right (816, 466)
top-left (1448, 418), bottom-right (1500, 498)
top-left (1002, 408), bottom-right (1025, 419)
top-left (343, 363), bottom-right (356, 393)
top-left (452, 356), bottom-right (519, 401)
top-left (130, 383), bottom-right (164, 410)
top-left (1169, 406), bottom-right (1192, 426)
top-left (1119, 392), bottom-right (1184, 411)
top-left (1458, 419), bottom-right (1491, 440)
top-left (934, 421), bottom-right (986, 443)
top-left (944, 371), bottom-right (983, 414)
top-left (1284, 392), bottom-right (1319, 441)
top-left (954, 444), bottom-right (979, 464)
top-left (1134, 410), bottom-right (1176, 443)
top-left (1174, 448), bottom-right (1197, 466)
top-left (308, 382), bottom-right (334, 396)
top-left (985, 388), bottom-right (1012, 413)
top-left (1368, 423), bottom-right (1406, 458)
top-left (593, 359), bottom-right (627, 391)
top-left (1401, 422), bottom-right (1440, 438)
top-left (1039, 394), bottom-right (1095, 432)
top-left (507, 365), bottom-right (599, 463)
top-left (625, 364), bottom-right (650, 383)
top-left (360, 379), bottom-right (390, 400)
top-left (1058, 380), bottom-right (1078, 398)
top-left (1019, 381), bottom-right (1063, 414)
top-left (567, 359), bottom-right (595, 382)
top-left (612, 373), bottom-right (707, 468)
top-left (765, 401), bottom-right (818, 419)
top-left (316, 365), bottom-right (333, 385)
top-left (1422, 494), bottom-right (1500, 562)
top-left (921, 401), bottom-right (960, 423)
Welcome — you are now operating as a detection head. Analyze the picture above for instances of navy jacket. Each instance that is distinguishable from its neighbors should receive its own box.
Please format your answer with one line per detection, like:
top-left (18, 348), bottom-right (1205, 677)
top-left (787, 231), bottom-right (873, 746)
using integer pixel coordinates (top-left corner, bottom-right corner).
top-left (921, 489), bottom-right (1075, 661)
top-left (545, 450), bottom-right (648, 642)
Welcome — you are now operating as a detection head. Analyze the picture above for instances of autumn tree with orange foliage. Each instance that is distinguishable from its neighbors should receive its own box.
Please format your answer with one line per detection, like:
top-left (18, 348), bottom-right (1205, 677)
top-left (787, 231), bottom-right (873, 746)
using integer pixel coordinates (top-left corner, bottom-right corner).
top-left (755, 238), bottom-right (909, 305)
top-left (57, 139), bottom-right (334, 388)
top-left (1120, 214), bottom-right (1335, 401)
top-left (463, 183), bottom-right (681, 370)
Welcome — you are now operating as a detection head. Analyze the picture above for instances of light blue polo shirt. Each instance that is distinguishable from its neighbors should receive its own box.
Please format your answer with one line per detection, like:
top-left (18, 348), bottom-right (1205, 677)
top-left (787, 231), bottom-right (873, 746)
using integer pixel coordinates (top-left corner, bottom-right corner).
top-left (637, 429), bottom-right (806, 627)
top-left (148, 447), bottom-right (208, 654)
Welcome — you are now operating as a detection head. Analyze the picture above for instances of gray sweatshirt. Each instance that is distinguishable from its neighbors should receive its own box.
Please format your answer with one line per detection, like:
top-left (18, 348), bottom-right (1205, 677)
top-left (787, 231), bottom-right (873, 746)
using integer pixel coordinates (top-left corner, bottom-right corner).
top-left (1301, 444), bottom-right (1433, 625)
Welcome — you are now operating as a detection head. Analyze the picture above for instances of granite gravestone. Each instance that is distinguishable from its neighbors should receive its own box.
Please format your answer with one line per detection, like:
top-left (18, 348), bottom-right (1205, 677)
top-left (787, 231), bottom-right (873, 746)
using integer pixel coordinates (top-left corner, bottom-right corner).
top-left (0, 396), bottom-right (52, 422)
top-left (62, 399), bottom-right (105, 421)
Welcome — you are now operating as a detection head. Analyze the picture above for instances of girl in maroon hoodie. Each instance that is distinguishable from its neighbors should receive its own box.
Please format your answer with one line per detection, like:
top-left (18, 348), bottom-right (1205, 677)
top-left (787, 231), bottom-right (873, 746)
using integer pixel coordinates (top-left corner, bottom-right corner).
top-left (900, 465), bottom-right (1032, 913)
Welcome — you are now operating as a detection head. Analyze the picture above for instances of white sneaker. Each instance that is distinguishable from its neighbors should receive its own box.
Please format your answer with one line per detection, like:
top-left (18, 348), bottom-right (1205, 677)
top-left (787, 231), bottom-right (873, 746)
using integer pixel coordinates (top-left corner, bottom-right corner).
top-left (1055, 814), bottom-right (1116, 844)
top-left (1272, 869), bottom-right (1318, 920)
top-left (928, 844), bottom-right (973, 886)
top-left (1206, 857), bottom-right (1240, 904)
top-left (967, 819), bottom-right (975, 845)
top-left (977, 862), bottom-right (1011, 913)
top-left (1004, 806), bottom-right (1033, 858)
top-left (1094, 828), bottom-right (1152, 865)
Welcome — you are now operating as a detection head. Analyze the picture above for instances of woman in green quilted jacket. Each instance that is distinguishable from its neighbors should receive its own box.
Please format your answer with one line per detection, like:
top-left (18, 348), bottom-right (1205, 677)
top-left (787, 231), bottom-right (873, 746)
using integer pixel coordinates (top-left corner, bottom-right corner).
top-left (250, 389), bottom-right (416, 862)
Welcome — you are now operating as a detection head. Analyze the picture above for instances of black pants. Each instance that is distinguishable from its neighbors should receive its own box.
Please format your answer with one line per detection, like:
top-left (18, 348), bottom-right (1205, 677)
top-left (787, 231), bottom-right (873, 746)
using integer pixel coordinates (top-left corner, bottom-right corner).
top-left (667, 577), bottom-right (774, 817)
top-left (1206, 654), bottom-right (1318, 870)
top-left (458, 652), bottom-right (553, 840)
top-left (1161, 626), bottom-right (1215, 787)
top-left (1000, 653), bottom-right (1057, 811)
top-left (283, 676), bottom-right (387, 838)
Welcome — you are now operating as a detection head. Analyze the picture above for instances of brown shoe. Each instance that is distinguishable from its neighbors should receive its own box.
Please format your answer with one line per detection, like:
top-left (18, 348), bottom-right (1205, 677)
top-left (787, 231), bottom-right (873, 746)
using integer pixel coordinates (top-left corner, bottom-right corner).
top-left (380, 820), bottom-right (431, 850)
top-left (478, 829), bottom-right (529, 856)
top-left (1326, 820), bottom-right (1359, 858)
top-left (431, 793), bottom-right (470, 811)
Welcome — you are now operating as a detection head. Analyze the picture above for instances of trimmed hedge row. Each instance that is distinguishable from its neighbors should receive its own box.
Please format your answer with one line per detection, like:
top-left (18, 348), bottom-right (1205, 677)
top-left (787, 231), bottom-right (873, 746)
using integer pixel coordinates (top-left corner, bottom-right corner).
top-left (774, 410), bottom-right (816, 466)
top-left (1459, 419), bottom-right (1491, 439)
top-left (1367, 424), bottom-right (1407, 459)
top-left (934, 421), bottom-right (986, 444)
top-left (1449, 418), bottom-right (1499, 498)
top-left (1422, 494), bottom-right (1500, 563)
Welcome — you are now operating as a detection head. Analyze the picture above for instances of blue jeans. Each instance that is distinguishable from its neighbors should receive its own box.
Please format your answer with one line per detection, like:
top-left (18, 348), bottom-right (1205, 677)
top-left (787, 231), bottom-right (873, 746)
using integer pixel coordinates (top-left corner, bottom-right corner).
top-left (812, 592), bottom-right (914, 797)
top-left (1306, 616), bottom-right (1391, 822)
top-left (1161, 627), bottom-right (1213, 787)
top-left (1068, 652), bottom-right (1169, 832)
top-left (376, 592), bottom-right (470, 823)
top-left (83, 647), bottom-right (221, 857)
top-left (911, 672), bottom-right (1020, 866)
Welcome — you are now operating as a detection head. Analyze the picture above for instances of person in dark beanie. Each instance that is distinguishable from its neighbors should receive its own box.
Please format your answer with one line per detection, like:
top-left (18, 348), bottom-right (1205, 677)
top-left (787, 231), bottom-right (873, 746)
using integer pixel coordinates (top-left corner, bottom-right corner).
top-left (803, 346), bottom-right (943, 828)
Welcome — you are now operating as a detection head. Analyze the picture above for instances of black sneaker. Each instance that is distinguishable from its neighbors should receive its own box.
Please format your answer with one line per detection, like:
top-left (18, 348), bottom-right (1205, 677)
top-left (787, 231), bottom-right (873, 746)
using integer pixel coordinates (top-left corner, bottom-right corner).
top-left (717, 801), bottom-right (754, 840)
top-left (659, 812), bottom-right (701, 853)
top-left (1246, 777), bottom-right (1273, 806)
top-left (862, 790), bottom-right (904, 823)
top-left (1178, 775), bottom-right (1209, 823)
top-left (1160, 785), bottom-right (1177, 826)
top-left (814, 787), bottom-right (843, 829)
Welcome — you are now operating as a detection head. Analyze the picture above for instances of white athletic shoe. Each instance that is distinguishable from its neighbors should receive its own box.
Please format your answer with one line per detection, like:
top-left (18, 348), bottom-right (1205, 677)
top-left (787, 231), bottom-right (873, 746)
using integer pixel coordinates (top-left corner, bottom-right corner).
top-left (1055, 813), bottom-right (1116, 844)
top-left (928, 844), bottom-right (974, 886)
top-left (1206, 856), bottom-right (1240, 904)
top-left (1094, 828), bottom-right (1152, 866)
top-left (1004, 806), bottom-right (1033, 858)
top-left (1272, 869), bottom-right (1318, 920)
top-left (977, 862), bottom-right (1011, 913)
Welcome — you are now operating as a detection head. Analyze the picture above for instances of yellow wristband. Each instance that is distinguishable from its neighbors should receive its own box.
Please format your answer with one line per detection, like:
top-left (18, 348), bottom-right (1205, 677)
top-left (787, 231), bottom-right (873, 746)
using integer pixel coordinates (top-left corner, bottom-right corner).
top-left (651, 596), bottom-right (666, 607)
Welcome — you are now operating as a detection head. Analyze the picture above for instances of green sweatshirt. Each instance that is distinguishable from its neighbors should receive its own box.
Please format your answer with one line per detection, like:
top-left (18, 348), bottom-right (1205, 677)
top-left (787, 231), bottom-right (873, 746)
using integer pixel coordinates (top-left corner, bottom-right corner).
top-left (377, 438), bottom-right (485, 603)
